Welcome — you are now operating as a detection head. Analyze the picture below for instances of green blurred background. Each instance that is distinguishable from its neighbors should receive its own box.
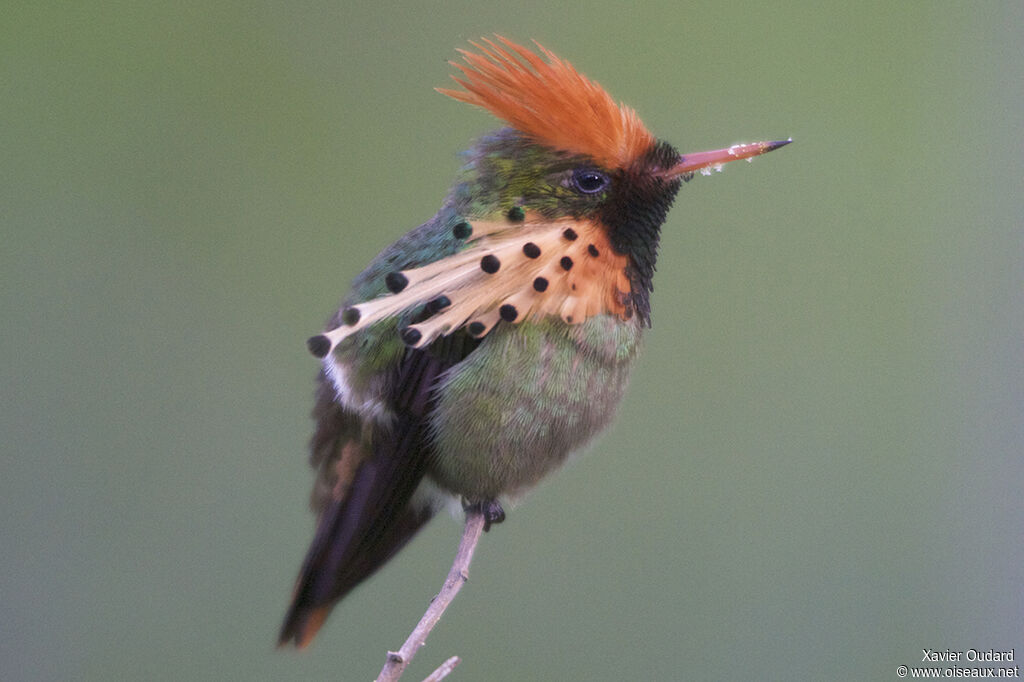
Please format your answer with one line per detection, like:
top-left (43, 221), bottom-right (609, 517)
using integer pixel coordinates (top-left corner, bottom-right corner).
top-left (3, 2), bottom-right (1021, 680)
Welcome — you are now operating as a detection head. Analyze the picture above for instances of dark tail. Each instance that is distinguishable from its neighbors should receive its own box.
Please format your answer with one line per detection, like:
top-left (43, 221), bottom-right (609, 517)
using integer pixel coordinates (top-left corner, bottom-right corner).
top-left (278, 344), bottom-right (460, 648)
top-left (277, 479), bottom-right (434, 647)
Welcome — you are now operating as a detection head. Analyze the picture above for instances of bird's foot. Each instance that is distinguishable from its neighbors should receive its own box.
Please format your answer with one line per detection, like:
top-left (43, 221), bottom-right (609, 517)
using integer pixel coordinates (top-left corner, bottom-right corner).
top-left (463, 499), bottom-right (505, 532)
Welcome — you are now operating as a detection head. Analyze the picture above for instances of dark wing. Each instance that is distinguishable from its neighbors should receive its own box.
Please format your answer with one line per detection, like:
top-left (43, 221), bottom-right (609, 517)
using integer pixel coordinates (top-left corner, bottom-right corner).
top-left (278, 333), bottom-right (479, 648)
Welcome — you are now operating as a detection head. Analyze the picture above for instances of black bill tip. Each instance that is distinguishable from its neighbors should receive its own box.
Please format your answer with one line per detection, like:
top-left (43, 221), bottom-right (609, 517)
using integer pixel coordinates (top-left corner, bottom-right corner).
top-left (764, 138), bottom-right (793, 152)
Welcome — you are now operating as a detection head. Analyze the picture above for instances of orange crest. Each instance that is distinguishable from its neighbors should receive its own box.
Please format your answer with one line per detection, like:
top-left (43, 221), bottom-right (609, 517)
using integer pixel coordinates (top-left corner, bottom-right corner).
top-left (438, 36), bottom-right (655, 169)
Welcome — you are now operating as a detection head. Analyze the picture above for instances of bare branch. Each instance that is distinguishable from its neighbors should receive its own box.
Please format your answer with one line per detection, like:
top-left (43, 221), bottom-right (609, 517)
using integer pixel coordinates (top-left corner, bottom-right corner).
top-left (376, 508), bottom-right (486, 682)
top-left (421, 656), bottom-right (462, 682)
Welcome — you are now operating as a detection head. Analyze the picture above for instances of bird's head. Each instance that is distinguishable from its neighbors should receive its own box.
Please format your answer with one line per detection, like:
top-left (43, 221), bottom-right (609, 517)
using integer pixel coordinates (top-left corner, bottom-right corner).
top-left (441, 37), bottom-right (789, 327)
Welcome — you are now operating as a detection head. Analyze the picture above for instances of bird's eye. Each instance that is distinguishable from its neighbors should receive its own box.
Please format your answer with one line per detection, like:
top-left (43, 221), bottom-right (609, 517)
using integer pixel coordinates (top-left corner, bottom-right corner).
top-left (571, 169), bottom-right (610, 194)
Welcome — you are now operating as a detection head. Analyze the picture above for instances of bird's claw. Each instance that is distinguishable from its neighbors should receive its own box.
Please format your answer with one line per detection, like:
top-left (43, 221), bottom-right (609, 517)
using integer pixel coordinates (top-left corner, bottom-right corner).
top-left (463, 499), bottom-right (505, 532)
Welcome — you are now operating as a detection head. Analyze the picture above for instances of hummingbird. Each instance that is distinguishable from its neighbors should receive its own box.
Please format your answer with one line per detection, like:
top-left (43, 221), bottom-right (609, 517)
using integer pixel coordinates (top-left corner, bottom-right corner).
top-left (279, 36), bottom-right (789, 648)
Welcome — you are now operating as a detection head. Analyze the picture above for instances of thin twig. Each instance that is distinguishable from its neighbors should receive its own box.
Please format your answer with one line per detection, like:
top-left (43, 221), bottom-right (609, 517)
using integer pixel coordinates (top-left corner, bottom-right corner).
top-left (421, 656), bottom-right (461, 682)
top-left (376, 508), bottom-right (486, 682)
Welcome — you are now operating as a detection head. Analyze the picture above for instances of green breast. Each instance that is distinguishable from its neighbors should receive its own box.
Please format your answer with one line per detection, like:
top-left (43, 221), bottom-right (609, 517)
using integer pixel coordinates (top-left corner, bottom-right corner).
top-left (426, 314), bottom-right (643, 499)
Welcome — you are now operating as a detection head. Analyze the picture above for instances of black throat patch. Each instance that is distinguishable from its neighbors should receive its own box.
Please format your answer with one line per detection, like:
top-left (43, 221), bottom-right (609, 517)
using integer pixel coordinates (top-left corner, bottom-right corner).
top-left (600, 141), bottom-right (683, 326)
